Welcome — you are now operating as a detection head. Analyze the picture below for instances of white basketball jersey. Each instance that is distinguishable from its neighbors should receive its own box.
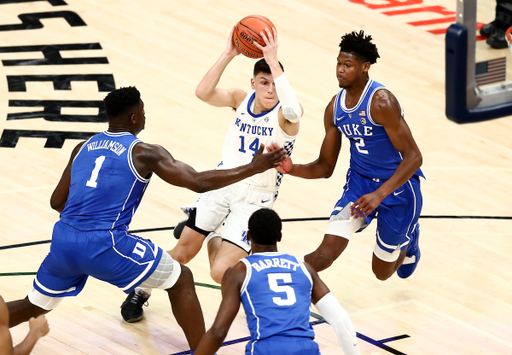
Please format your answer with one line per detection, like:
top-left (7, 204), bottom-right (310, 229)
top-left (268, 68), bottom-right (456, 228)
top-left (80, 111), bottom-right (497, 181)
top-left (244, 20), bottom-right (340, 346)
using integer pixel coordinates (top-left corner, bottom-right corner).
top-left (219, 90), bottom-right (297, 189)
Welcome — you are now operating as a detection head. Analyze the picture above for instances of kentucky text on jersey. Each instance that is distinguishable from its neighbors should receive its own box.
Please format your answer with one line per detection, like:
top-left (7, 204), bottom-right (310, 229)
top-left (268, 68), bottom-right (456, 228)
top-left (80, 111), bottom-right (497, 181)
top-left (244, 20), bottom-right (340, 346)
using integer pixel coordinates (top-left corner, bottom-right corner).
top-left (87, 139), bottom-right (127, 156)
top-left (251, 257), bottom-right (300, 272)
top-left (235, 117), bottom-right (274, 136)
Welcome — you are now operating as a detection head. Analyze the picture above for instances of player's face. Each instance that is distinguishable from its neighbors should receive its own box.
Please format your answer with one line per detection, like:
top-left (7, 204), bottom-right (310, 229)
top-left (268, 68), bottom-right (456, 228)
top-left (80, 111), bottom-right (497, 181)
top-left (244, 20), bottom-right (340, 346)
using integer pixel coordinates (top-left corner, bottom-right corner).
top-left (252, 73), bottom-right (278, 111)
top-left (336, 51), bottom-right (368, 88)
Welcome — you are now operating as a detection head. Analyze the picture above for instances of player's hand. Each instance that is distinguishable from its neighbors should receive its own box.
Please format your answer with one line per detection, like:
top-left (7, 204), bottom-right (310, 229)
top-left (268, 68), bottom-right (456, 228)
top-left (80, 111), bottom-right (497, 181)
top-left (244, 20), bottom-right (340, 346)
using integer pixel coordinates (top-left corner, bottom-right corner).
top-left (266, 143), bottom-right (292, 174)
top-left (28, 315), bottom-right (50, 338)
top-left (225, 26), bottom-right (241, 57)
top-left (254, 27), bottom-right (278, 65)
top-left (350, 192), bottom-right (384, 219)
top-left (251, 144), bottom-right (286, 173)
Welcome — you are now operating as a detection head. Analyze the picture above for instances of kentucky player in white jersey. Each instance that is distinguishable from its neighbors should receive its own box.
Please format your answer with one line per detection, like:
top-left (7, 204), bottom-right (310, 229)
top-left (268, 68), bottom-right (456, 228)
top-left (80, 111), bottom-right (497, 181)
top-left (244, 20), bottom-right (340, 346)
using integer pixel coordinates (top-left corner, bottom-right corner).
top-left (193, 208), bottom-right (360, 355)
top-left (120, 26), bottom-right (304, 322)
top-left (173, 27), bottom-right (302, 284)
top-left (269, 30), bottom-right (424, 281)
top-left (4, 87), bottom-right (286, 353)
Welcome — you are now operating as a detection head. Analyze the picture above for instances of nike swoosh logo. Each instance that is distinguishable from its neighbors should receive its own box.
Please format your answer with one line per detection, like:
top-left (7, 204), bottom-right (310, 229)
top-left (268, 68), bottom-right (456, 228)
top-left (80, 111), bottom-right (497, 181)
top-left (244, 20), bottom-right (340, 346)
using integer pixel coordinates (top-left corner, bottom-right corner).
top-left (394, 190), bottom-right (405, 196)
top-left (261, 199), bottom-right (270, 204)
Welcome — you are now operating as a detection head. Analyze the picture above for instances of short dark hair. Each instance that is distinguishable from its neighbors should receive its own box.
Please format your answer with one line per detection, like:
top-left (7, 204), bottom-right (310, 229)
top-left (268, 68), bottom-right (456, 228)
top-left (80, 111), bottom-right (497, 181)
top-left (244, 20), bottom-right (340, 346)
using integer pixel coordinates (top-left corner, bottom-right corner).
top-left (339, 30), bottom-right (380, 65)
top-left (248, 208), bottom-right (282, 245)
top-left (253, 58), bottom-right (284, 77)
top-left (103, 86), bottom-right (141, 119)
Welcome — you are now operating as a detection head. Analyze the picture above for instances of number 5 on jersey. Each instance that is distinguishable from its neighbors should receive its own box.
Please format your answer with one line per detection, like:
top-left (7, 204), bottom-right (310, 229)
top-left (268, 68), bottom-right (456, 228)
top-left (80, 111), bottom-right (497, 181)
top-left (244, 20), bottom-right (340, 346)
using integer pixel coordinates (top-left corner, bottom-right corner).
top-left (268, 273), bottom-right (297, 306)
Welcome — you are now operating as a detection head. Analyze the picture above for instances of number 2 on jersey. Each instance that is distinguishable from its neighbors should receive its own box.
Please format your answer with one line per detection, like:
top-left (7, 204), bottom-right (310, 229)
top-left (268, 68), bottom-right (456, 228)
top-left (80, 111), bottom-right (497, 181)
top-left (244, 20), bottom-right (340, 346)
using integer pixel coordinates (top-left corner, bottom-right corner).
top-left (239, 136), bottom-right (260, 156)
top-left (86, 155), bottom-right (106, 188)
top-left (268, 273), bottom-right (297, 306)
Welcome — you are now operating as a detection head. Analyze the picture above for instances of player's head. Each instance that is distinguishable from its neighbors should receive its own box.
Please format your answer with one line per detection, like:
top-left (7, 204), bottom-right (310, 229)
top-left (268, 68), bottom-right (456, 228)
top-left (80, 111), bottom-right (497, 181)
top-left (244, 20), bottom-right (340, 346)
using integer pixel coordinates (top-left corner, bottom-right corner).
top-left (248, 208), bottom-right (282, 246)
top-left (339, 30), bottom-right (379, 65)
top-left (253, 59), bottom-right (284, 77)
top-left (251, 60), bottom-right (285, 111)
top-left (336, 30), bottom-right (380, 88)
top-left (104, 87), bottom-right (146, 134)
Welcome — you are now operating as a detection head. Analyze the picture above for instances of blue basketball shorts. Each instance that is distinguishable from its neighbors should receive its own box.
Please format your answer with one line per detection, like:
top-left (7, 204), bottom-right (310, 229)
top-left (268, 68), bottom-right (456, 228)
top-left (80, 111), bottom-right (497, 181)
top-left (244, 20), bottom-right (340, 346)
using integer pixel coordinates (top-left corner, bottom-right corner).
top-left (246, 336), bottom-right (320, 355)
top-left (32, 221), bottom-right (163, 298)
top-left (330, 168), bottom-right (423, 254)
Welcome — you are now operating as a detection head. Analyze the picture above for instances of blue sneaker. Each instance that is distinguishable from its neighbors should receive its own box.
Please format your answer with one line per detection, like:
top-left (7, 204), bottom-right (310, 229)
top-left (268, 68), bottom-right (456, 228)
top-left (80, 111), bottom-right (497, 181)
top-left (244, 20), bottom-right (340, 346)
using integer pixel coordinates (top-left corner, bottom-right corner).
top-left (397, 224), bottom-right (421, 279)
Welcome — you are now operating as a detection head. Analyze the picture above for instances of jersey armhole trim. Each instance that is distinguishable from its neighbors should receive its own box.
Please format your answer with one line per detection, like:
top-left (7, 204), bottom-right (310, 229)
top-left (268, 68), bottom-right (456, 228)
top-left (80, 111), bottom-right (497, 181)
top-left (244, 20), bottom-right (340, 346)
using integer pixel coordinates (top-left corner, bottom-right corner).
top-left (367, 86), bottom-right (386, 126)
top-left (72, 136), bottom-right (94, 162)
top-left (296, 256), bottom-right (313, 286)
top-left (240, 259), bottom-right (251, 295)
top-left (128, 140), bottom-right (149, 183)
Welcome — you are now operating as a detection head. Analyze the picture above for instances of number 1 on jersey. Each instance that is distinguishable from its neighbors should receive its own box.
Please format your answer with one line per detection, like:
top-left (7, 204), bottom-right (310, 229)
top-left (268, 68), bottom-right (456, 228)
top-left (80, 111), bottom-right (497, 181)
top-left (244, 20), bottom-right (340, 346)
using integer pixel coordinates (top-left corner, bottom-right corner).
top-left (86, 155), bottom-right (106, 188)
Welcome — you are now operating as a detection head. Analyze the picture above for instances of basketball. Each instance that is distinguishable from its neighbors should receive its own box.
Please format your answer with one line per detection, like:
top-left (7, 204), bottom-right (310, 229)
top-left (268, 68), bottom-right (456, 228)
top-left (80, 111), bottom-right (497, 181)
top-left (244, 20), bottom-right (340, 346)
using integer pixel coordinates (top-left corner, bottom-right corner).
top-left (233, 15), bottom-right (276, 59)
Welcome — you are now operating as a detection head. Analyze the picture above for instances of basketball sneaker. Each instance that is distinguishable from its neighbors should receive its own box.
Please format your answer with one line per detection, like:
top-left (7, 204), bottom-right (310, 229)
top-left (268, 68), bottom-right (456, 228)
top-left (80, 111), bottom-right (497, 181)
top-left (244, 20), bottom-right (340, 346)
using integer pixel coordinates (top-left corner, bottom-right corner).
top-left (121, 289), bottom-right (150, 323)
top-left (487, 29), bottom-right (508, 49)
top-left (480, 21), bottom-right (496, 38)
top-left (397, 225), bottom-right (421, 279)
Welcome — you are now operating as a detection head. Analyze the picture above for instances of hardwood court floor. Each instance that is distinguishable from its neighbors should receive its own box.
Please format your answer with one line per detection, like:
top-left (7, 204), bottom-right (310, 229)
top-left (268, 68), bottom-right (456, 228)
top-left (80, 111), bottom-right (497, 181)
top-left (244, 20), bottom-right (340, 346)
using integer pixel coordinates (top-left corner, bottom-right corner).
top-left (1, 0), bottom-right (511, 354)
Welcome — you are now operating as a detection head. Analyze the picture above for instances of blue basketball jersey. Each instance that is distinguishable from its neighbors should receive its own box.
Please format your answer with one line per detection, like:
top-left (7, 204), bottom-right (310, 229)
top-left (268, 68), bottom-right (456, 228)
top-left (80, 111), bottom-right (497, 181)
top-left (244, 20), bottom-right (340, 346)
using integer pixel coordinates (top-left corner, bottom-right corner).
top-left (240, 252), bottom-right (315, 348)
top-left (333, 79), bottom-right (424, 180)
top-left (60, 131), bottom-right (151, 231)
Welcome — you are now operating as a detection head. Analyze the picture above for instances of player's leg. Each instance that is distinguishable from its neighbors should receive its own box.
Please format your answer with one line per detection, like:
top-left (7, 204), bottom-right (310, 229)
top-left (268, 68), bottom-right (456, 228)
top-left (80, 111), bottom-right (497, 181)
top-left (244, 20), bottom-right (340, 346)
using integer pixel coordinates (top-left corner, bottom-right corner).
top-left (304, 234), bottom-right (349, 272)
top-left (165, 264), bottom-right (205, 350)
top-left (306, 169), bottom-right (370, 272)
top-left (6, 296), bottom-right (51, 328)
top-left (9, 221), bottom-right (85, 326)
top-left (372, 176), bottom-right (422, 280)
top-left (168, 208), bottom-right (210, 264)
top-left (169, 226), bottom-right (207, 264)
top-left (396, 176), bottom-right (423, 278)
top-left (208, 199), bottom-right (252, 283)
top-left (371, 244), bottom-right (408, 281)
top-left (209, 241), bottom-right (249, 283)
top-left (305, 201), bottom-right (368, 272)
top-left (206, 233), bottom-right (223, 268)
top-left (130, 250), bottom-right (206, 350)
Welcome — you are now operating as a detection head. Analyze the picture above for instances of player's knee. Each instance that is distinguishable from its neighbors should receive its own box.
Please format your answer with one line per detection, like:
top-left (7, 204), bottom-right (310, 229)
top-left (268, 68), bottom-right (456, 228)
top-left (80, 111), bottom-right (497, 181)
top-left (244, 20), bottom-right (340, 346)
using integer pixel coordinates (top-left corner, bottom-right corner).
top-left (372, 265), bottom-right (393, 281)
top-left (210, 265), bottom-right (225, 284)
top-left (305, 251), bottom-right (335, 272)
top-left (169, 264), bottom-right (194, 291)
top-left (169, 249), bottom-right (192, 264)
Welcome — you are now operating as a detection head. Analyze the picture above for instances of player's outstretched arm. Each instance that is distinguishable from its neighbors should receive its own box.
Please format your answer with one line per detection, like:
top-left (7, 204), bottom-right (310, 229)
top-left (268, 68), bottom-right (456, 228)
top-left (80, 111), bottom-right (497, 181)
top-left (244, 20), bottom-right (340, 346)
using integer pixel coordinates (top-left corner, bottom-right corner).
top-left (132, 142), bottom-right (285, 193)
top-left (306, 264), bottom-right (361, 355)
top-left (195, 27), bottom-right (246, 109)
top-left (50, 141), bottom-right (86, 212)
top-left (267, 97), bottom-right (341, 178)
top-left (194, 262), bottom-right (245, 355)
top-left (0, 296), bottom-right (49, 355)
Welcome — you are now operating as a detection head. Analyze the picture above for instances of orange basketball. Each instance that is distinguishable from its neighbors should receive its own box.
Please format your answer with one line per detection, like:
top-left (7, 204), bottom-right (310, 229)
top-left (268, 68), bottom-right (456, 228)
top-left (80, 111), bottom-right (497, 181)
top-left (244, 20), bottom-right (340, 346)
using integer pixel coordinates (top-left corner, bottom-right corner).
top-left (233, 15), bottom-right (276, 59)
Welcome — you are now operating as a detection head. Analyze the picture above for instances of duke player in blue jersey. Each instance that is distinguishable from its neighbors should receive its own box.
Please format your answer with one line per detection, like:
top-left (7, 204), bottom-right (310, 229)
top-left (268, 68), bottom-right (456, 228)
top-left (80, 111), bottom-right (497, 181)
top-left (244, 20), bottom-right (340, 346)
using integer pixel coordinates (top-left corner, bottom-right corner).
top-left (194, 208), bottom-right (360, 355)
top-left (269, 30), bottom-right (424, 281)
top-left (4, 87), bottom-right (286, 352)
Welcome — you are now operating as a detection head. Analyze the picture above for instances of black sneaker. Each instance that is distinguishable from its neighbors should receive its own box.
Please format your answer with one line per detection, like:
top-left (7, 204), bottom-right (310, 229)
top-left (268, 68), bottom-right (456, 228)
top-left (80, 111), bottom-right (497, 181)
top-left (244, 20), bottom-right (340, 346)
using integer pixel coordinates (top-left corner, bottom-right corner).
top-left (120, 290), bottom-right (150, 323)
top-left (487, 29), bottom-right (508, 49)
top-left (480, 21), bottom-right (496, 38)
